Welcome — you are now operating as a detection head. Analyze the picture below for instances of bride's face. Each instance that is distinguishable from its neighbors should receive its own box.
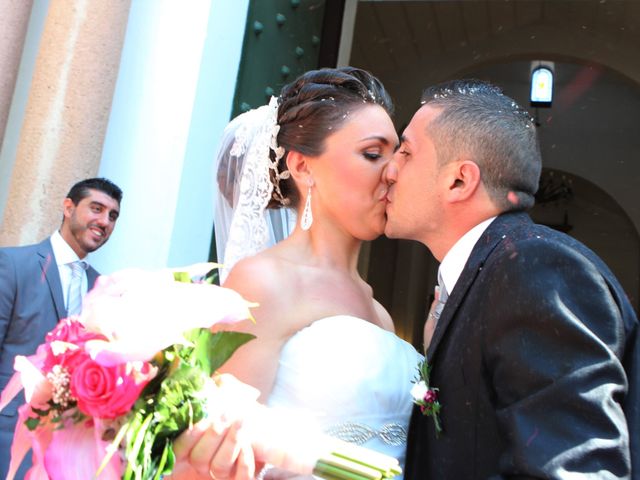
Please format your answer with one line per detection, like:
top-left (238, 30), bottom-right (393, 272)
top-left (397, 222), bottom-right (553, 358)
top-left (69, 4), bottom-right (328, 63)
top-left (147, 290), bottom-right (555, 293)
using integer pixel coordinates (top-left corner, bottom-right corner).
top-left (310, 104), bottom-right (398, 240)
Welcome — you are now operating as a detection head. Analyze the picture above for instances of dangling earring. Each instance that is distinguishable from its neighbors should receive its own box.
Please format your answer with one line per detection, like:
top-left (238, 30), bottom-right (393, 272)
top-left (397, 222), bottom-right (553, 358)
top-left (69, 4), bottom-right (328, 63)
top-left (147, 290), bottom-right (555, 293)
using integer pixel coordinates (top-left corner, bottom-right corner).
top-left (301, 186), bottom-right (313, 231)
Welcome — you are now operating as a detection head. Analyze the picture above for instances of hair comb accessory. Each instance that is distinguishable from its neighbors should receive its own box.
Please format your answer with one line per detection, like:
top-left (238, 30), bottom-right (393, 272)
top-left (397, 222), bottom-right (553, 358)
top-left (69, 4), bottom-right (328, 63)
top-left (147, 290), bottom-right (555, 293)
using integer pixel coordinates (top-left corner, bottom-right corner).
top-left (269, 107), bottom-right (291, 207)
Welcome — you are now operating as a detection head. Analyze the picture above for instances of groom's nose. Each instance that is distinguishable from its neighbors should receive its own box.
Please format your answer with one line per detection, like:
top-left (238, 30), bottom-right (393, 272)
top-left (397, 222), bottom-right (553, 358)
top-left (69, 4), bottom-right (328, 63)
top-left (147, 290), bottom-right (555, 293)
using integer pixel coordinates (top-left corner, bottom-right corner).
top-left (384, 159), bottom-right (399, 185)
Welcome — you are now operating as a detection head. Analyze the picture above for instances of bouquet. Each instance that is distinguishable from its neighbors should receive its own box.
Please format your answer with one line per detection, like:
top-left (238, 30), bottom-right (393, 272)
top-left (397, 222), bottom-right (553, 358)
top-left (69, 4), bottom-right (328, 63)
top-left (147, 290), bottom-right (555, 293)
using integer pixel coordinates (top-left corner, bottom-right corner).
top-left (0, 264), bottom-right (254, 479)
top-left (0, 265), bottom-right (403, 480)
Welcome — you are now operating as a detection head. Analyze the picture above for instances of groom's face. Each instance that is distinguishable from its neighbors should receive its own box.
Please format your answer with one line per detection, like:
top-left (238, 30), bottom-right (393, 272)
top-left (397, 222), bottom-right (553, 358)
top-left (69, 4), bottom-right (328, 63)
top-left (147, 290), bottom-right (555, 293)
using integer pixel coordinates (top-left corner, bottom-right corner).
top-left (384, 105), bottom-right (445, 244)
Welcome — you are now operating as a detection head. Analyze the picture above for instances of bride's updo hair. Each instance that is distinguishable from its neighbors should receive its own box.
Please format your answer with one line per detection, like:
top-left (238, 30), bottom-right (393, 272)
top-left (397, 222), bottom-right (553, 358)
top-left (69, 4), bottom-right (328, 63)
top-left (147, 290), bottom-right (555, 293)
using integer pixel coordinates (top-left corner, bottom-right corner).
top-left (268, 67), bottom-right (393, 209)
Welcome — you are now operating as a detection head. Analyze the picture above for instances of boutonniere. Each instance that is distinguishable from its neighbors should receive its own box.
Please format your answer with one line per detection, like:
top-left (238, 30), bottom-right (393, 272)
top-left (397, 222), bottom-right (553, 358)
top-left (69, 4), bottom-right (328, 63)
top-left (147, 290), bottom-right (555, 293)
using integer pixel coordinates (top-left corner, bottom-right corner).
top-left (411, 359), bottom-right (442, 437)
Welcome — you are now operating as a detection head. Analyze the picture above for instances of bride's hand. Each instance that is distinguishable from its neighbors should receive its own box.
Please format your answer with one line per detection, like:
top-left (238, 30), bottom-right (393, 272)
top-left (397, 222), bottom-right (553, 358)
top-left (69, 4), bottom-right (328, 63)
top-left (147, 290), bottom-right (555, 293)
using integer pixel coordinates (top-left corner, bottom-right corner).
top-left (171, 374), bottom-right (261, 480)
top-left (170, 374), bottom-right (321, 480)
top-left (172, 418), bottom-right (258, 480)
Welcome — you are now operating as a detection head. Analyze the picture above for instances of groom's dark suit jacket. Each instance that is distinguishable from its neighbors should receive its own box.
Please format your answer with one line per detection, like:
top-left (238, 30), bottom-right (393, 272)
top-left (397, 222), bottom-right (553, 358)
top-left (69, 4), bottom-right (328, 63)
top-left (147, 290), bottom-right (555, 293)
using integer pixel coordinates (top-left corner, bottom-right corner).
top-left (405, 211), bottom-right (639, 479)
top-left (0, 238), bottom-right (99, 478)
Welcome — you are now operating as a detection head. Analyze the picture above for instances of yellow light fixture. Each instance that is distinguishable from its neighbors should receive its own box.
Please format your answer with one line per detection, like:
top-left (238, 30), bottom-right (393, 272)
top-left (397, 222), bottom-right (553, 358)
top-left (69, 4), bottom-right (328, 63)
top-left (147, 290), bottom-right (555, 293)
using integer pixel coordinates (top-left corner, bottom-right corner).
top-left (530, 62), bottom-right (554, 107)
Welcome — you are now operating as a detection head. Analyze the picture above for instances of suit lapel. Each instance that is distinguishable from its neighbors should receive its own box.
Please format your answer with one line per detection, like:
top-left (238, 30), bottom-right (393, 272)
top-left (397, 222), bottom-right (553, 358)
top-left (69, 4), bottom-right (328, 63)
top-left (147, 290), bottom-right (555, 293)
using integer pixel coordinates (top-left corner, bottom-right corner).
top-left (37, 239), bottom-right (66, 319)
top-left (425, 212), bottom-right (530, 361)
top-left (87, 267), bottom-right (99, 290)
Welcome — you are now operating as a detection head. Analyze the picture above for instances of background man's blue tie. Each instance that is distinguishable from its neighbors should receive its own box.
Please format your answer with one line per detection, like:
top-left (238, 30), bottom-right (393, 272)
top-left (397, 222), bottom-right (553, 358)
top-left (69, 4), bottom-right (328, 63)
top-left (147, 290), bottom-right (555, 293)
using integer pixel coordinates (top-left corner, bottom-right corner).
top-left (67, 260), bottom-right (87, 316)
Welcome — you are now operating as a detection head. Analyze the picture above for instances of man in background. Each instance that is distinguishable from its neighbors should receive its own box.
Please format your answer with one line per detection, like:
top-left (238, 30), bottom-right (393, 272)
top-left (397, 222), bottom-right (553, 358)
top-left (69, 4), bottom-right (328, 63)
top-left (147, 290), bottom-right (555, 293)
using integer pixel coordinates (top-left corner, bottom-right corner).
top-left (0, 177), bottom-right (122, 478)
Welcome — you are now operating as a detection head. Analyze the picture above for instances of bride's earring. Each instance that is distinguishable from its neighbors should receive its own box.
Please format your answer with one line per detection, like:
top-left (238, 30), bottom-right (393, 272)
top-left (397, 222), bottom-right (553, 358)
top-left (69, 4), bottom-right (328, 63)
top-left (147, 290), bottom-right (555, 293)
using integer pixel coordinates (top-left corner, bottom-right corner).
top-left (301, 186), bottom-right (313, 231)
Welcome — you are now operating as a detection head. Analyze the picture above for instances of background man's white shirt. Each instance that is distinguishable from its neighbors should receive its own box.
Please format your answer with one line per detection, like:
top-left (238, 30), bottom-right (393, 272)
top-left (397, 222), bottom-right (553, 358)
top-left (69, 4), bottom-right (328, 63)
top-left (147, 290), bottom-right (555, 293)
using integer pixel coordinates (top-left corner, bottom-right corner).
top-left (50, 230), bottom-right (89, 309)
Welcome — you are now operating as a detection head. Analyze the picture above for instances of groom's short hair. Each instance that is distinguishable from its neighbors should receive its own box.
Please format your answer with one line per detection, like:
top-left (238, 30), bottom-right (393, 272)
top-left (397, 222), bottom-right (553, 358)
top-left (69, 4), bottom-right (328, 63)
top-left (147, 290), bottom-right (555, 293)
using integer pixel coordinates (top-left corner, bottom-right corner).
top-left (420, 79), bottom-right (541, 212)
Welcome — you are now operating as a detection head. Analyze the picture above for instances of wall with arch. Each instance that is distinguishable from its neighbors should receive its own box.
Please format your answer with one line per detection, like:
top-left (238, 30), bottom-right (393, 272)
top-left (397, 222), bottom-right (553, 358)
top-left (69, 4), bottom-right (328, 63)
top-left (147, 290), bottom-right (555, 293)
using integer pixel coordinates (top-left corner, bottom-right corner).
top-left (345, 0), bottom-right (640, 337)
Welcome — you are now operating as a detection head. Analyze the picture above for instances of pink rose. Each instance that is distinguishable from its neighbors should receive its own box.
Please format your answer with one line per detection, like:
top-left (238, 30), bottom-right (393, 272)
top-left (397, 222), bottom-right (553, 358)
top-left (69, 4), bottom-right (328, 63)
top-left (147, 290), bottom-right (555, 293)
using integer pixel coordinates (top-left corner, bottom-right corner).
top-left (46, 318), bottom-right (88, 344)
top-left (70, 358), bottom-right (151, 419)
top-left (43, 318), bottom-right (107, 373)
top-left (47, 348), bottom-right (89, 374)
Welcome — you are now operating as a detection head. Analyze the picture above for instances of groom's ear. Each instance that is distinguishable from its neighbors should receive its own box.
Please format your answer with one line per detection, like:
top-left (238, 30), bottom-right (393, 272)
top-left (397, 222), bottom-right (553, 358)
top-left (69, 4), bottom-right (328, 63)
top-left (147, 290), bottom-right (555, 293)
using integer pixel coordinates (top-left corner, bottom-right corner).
top-left (286, 150), bottom-right (313, 184)
top-left (447, 159), bottom-right (482, 203)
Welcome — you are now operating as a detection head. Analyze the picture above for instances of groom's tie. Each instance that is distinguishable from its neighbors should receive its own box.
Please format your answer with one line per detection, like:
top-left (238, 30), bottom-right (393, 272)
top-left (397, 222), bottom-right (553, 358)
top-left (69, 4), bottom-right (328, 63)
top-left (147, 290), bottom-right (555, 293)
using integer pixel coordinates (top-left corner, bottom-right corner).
top-left (424, 269), bottom-right (449, 349)
top-left (432, 269), bottom-right (449, 322)
top-left (67, 260), bottom-right (87, 316)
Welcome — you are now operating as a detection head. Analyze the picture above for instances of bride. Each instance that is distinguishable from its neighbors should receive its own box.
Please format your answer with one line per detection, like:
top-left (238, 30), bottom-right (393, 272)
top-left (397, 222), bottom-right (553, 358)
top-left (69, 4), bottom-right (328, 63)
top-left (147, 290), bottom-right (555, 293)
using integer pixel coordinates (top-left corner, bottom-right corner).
top-left (176, 67), bottom-right (422, 479)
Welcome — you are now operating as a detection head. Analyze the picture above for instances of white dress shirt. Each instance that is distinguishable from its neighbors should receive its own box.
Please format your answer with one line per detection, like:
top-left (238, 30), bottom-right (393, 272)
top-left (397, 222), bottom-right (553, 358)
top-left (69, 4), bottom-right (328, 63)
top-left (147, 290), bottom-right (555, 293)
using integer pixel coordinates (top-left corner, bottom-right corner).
top-left (50, 230), bottom-right (88, 309)
top-left (438, 216), bottom-right (497, 296)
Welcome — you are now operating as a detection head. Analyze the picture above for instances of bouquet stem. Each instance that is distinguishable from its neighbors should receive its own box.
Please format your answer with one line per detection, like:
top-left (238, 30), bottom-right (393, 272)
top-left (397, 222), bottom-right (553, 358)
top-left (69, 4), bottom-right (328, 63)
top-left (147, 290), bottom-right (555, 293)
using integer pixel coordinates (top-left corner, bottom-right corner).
top-left (313, 442), bottom-right (401, 480)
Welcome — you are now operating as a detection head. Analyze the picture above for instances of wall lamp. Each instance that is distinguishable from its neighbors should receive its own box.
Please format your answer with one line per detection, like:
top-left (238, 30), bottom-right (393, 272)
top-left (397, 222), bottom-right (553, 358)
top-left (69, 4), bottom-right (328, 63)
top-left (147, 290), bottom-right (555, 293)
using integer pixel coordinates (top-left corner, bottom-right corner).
top-left (530, 61), bottom-right (554, 108)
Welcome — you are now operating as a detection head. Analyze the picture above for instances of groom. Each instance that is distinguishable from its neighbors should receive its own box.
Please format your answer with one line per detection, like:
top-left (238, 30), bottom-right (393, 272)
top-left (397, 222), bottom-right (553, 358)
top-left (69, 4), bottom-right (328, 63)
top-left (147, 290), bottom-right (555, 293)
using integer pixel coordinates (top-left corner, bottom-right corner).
top-left (384, 79), bottom-right (639, 479)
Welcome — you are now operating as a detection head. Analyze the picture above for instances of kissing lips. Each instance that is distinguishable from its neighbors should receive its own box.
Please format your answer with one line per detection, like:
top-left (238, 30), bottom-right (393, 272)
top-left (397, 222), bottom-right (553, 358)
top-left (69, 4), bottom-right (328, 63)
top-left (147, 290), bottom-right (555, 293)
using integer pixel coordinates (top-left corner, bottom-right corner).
top-left (385, 190), bottom-right (393, 204)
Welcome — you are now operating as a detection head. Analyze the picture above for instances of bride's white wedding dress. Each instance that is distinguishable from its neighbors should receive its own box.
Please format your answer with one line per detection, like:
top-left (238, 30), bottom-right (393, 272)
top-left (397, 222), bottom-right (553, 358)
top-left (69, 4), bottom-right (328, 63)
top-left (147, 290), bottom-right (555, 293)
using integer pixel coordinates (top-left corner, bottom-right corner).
top-left (267, 315), bottom-right (423, 474)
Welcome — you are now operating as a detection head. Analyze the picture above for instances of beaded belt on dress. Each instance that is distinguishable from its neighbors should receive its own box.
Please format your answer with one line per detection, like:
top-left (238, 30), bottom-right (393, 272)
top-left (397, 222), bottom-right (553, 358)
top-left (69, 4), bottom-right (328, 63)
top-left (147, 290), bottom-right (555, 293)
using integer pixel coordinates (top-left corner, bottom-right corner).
top-left (324, 422), bottom-right (407, 446)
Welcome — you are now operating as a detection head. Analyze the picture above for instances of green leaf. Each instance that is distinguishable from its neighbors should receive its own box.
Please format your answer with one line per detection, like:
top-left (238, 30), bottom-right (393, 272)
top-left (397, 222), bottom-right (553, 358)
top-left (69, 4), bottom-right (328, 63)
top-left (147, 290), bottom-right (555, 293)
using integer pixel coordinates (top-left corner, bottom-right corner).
top-left (25, 417), bottom-right (40, 431)
top-left (153, 440), bottom-right (174, 479)
top-left (203, 269), bottom-right (219, 285)
top-left (31, 406), bottom-right (49, 417)
top-left (172, 271), bottom-right (192, 283)
top-left (181, 327), bottom-right (203, 346)
top-left (124, 412), bottom-right (154, 479)
top-left (194, 330), bottom-right (255, 375)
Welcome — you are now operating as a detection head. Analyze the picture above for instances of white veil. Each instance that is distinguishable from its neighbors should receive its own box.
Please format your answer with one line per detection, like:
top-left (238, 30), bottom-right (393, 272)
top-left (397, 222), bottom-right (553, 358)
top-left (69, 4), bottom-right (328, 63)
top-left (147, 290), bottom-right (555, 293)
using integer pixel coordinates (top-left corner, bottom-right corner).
top-left (213, 97), bottom-right (296, 283)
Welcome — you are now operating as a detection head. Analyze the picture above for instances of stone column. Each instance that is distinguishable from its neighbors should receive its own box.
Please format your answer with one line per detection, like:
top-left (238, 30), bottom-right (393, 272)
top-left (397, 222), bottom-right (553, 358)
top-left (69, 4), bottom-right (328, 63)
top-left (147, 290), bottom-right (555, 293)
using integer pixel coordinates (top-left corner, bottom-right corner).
top-left (0, 0), bottom-right (131, 246)
top-left (91, 0), bottom-right (250, 273)
top-left (0, 0), bottom-right (33, 143)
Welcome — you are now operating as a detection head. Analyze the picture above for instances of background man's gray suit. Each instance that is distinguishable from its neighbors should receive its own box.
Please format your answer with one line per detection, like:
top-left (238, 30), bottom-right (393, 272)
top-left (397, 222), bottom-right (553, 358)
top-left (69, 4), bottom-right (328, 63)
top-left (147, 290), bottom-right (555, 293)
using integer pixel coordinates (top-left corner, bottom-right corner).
top-left (0, 238), bottom-right (99, 478)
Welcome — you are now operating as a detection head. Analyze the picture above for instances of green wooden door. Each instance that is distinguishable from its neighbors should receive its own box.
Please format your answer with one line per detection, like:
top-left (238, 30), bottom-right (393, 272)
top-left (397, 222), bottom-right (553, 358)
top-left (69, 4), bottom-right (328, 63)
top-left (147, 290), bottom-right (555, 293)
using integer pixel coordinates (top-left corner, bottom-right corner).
top-left (232, 0), bottom-right (333, 117)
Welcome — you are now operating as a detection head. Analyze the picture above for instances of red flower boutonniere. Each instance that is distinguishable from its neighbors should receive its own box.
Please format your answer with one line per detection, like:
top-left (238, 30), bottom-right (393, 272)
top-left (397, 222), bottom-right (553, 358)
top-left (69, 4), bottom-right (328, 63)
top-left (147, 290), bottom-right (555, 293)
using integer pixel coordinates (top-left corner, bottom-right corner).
top-left (411, 359), bottom-right (442, 437)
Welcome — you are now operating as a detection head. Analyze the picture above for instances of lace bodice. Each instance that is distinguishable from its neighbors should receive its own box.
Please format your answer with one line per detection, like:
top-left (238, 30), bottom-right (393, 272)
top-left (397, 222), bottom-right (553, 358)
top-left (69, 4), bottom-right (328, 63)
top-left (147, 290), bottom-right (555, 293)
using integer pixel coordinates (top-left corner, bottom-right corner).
top-left (267, 315), bottom-right (423, 474)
